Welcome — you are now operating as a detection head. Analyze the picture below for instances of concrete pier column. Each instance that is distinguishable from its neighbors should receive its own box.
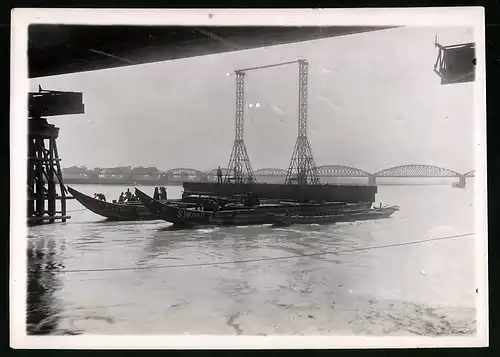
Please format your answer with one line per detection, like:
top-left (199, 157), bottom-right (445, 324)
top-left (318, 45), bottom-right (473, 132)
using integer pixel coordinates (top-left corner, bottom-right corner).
top-left (457, 175), bottom-right (466, 188)
top-left (368, 175), bottom-right (376, 186)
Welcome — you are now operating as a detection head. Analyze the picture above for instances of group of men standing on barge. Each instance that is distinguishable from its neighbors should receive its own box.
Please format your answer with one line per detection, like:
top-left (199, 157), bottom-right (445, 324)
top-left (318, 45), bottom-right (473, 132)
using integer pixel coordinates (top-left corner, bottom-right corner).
top-left (153, 186), bottom-right (168, 201)
top-left (116, 186), bottom-right (167, 203)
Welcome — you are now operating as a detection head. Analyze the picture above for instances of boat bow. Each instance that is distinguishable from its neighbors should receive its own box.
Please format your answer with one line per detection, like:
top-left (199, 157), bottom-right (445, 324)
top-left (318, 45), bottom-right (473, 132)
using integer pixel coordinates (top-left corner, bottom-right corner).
top-left (135, 188), bottom-right (213, 226)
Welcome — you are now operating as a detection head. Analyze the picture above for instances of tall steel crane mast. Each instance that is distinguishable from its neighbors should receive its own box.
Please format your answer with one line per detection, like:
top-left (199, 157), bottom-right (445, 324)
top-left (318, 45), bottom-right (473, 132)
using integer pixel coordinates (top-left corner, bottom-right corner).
top-left (285, 59), bottom-right (320, 185)
top-left (224, 70), bottom-right (255, 184)
top-left (225, 59), bottom-right (319, 185)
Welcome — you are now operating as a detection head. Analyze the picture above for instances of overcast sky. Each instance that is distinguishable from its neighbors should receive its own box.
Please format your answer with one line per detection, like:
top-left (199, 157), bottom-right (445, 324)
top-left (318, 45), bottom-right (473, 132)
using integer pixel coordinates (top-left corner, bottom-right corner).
top-left (30, 26), bottom-right (475, 174)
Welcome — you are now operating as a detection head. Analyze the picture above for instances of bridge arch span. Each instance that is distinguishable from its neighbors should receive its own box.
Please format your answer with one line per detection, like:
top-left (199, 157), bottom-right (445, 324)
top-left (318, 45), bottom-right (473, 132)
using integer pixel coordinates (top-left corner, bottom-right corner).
top-left (165, 168), bottom-right (208, 179)
top-left (316, 165), bottom-right (371, 177)
top-left (464, 170), bottom-right (475, 177)
top-left (374, 165), bottom-right (460, 177)
top-left (253, 168), bottom-right (288, 176)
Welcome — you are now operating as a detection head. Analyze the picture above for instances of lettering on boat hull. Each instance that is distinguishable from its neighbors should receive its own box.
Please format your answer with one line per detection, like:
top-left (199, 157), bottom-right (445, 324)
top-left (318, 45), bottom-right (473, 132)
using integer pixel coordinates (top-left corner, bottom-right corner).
top-left (177, 209), bottom-right (208, 221)
top-left (103, 205), bottom-right (126, 214)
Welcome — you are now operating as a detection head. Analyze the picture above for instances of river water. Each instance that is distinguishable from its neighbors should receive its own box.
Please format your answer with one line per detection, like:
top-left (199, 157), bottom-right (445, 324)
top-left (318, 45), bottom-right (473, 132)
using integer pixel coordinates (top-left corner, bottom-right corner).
top-left (26, 184), bottom-right (477, 336)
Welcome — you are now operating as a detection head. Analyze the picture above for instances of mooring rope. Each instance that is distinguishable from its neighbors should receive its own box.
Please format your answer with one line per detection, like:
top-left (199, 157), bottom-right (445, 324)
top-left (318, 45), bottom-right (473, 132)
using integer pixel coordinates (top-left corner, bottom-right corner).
top-left (56, 232), bottom-right (475, 274)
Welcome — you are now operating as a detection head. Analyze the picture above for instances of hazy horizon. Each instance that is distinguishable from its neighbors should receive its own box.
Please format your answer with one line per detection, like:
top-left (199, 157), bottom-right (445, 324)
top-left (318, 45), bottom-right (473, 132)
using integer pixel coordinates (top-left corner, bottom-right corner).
top-left (30, 26), bottom-right (476, 174)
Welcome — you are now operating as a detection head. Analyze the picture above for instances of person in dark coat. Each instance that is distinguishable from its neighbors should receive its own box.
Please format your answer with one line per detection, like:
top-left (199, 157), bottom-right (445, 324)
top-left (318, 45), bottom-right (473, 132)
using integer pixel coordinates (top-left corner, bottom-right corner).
top-left (216, 166), bottom-right (223, 184)
top-left (153, 187), bottom-right (160, 200)
top-left (160, 187), bottom-right (167, 200)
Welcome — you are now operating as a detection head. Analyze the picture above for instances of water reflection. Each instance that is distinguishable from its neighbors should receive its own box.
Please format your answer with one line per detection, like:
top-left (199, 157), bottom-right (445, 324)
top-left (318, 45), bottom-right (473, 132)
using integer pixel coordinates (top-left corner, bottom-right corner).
top-left (26, 238), bottom-right (65, 335)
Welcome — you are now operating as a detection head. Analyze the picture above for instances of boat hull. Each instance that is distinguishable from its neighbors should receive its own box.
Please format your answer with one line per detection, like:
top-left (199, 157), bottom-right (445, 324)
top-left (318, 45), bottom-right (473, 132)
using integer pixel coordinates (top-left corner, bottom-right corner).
top-left (271, 206), bottom-right (399, 226)
top-left (135, 188), bottom-right (374, 227)
top-left (68, 186), bottom-right (180, 221)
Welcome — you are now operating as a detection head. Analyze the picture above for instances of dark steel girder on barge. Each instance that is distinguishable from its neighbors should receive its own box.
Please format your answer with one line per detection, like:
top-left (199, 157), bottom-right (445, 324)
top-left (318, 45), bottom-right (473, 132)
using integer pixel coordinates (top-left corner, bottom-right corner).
top-left (183, 182), bottom-right (377, 203)
top-left (28, 25), bottom-right (397, 78)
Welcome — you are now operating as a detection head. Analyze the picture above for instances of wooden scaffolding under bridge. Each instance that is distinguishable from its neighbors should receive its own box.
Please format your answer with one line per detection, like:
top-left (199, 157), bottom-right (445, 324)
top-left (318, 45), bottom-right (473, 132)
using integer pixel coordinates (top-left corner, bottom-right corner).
top-left (28, 119), bottom-right (69, 224)
top-left (27, 87), bottom-right (84, 225)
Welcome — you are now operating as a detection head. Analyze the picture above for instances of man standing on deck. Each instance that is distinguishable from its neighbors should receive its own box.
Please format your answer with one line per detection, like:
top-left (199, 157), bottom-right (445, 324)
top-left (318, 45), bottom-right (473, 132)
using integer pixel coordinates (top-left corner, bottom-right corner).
top-left (160, 187), bottom-right (167, 200)
top-left (125, 188), bottom-right (132, 202)
top-left (217, 166), bottom-right (223, 184)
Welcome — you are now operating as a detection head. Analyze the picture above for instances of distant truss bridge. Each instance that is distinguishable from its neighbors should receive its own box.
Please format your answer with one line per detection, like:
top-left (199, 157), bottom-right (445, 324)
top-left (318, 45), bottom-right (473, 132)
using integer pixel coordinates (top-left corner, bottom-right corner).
top-left (162, 164), bottom-right (475, 187)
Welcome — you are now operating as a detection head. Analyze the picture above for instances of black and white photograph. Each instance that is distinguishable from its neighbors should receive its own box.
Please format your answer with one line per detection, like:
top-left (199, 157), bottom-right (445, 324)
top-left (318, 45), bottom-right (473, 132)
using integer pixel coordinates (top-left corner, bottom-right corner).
top-left (10, 8), bottom-right (487, 349)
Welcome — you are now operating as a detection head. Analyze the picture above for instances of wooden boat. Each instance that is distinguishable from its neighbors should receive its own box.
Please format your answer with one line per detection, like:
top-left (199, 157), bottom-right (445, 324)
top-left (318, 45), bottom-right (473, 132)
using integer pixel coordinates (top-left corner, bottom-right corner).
top-left (270, 206), bottom-right (400, 227)
top-left (67, 186), bottom-right (188, 221)
top-left (135, 188), bottom-right (373, 228)
top-left (134, 188), bottom-right (213, 226)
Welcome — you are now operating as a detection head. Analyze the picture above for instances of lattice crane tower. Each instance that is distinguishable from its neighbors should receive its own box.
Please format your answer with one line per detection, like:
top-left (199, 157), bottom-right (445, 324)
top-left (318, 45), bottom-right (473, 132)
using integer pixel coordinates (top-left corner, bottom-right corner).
top-left (224, 59), bottom-right (320, 185)
top-left (225, 70), bottom-right (256, 183)
top-left (285, 59), bottom-right (320, 185)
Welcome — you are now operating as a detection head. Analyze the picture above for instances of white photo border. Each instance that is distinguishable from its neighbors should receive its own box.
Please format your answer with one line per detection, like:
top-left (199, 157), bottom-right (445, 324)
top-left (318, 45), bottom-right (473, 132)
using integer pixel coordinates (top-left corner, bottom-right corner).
top-left (10, 7), bottom-right (488, 349)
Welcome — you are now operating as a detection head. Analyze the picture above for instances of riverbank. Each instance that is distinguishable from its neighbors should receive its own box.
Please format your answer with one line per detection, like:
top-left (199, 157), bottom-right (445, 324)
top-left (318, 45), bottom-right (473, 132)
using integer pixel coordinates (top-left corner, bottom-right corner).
top-left (63, 179), bottom-right (184, 186)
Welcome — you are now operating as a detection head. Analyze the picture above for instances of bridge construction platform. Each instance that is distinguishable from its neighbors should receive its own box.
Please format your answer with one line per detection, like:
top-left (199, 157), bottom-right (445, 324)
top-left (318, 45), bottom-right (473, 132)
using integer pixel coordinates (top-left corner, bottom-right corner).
top-left (182, 182), bottom-right (377, 203)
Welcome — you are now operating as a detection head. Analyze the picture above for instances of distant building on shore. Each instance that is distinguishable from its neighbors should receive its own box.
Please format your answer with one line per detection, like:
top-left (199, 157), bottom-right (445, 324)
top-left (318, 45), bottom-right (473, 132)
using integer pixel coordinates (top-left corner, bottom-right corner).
top-left (98, 166), bottom-right (132, 182)
top-left (60, 165), bottom-right (210, 185)
top-left (62, 166), bottom-right (91, 181)
top-left (129, 166), bottom-right (161, 183)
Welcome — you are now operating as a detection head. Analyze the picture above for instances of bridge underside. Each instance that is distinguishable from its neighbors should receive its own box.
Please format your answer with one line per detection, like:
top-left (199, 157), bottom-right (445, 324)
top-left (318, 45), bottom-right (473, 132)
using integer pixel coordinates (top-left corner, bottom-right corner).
top-left (28, 25), bottom-right (397, 78)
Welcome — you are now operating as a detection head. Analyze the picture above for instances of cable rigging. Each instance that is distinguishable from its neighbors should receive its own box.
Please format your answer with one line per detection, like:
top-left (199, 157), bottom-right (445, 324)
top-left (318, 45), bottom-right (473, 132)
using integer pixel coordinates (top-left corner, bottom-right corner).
top-left (55, 232), bottom-right (475, 274)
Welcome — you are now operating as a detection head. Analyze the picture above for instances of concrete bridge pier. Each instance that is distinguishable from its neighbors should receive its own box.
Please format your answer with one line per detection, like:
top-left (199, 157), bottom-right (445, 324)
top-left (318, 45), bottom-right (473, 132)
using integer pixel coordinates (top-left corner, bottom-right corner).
top-left (455, 175), bottom-right (466, 188)
top-left (368, 175), bottom-right (376, 186)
